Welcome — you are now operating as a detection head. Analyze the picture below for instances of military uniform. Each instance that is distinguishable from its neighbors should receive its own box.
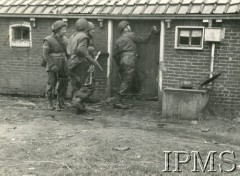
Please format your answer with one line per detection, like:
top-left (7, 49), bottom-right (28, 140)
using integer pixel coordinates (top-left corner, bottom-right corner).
top-left (113, 28), bottom-right (152, 101)
top-left (67, 19), bottom-right (96, 113)
top-left (43, 34), bottom-right (69, 109)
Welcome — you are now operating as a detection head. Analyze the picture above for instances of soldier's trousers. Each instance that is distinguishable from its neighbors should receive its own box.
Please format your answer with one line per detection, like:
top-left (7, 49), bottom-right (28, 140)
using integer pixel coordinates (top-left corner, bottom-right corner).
top-left (69, 61), bottom-right (95, 109)
top-left (118, 52), bottom-right (141, 97)
top-left (46, 67), bottom-right (68, 101)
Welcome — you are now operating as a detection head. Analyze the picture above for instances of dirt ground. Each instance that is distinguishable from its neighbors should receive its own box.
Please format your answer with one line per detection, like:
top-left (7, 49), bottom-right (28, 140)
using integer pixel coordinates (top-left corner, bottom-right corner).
top-left (0, 95), bottom-right (240, 176)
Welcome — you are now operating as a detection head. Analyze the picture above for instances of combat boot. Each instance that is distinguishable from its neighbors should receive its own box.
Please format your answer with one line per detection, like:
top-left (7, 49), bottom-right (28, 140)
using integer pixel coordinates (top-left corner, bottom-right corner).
top-left (113, 96), bottom-right (129, 109)
top-left (47, 98), bottom-right (55, 111)
top-left (56, 98), bottom-right (67, 111)
top-left (74, 102), bottom-right (86, 114)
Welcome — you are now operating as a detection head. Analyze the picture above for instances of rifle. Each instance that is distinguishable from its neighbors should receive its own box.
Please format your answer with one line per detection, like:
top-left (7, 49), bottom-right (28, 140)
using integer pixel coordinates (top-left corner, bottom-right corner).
top-left (85, 51), bottom-right (102, 85)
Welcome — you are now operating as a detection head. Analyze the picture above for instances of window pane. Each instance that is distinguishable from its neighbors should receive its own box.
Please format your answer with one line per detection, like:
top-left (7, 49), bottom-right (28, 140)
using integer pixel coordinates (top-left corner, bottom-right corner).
top-left (191, 37), bottom-right (201, 45)
top-left (180, 30), bottom-right (190, 37)
top-left (13, 27), bottom-right (29, 40)
top-left (13, 27), bottom-right (21, 40)
top-left (191, 30), bottom-right (202, 45)
top-left (192, 30), bottom-right (202, 37)
top-left (175, 26), bottom-right (204, 49)
top-left (179, 36), bottom-right (189, 45)
top-left (22, 27), bottom-right (30, 39)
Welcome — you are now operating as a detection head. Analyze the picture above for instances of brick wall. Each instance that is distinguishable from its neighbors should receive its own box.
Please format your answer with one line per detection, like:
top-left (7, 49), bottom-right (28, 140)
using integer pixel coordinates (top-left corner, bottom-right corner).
top-left (163, 20), bottom-right (240, 111)
top-left (1, 17), bottom-right (239, 110)
top-left (0, 17), bottom-right (108, 99)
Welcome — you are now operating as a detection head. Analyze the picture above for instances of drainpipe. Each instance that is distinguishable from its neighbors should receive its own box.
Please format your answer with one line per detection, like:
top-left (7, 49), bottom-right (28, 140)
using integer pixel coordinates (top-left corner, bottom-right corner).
top-left (105, 20), bottom-right (113, 98)
top-left (158, 20), bottom-right (165, 105)
top-left (209, 20), bottom-right (215, 78)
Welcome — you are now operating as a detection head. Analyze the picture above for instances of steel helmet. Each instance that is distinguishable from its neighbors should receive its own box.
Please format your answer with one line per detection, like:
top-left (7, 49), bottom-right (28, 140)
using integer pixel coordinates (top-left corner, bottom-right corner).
top-left (51, 20), bottom-right (67, 33)
top-left (88, 22), bottom-right (95, 31)
top-left (76, 18), bottom-right (89, 31)
top-left (118, 20), bottom-right (129, 33)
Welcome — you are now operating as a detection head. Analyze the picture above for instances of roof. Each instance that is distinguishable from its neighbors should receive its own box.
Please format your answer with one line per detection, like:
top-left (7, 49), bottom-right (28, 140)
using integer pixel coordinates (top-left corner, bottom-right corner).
top-left (0, 0), bottom-right (240, 19)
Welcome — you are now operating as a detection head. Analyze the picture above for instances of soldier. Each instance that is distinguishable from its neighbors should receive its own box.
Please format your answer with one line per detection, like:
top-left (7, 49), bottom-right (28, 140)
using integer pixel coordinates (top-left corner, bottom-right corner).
top-left (113, 20), bottom-right (158, 109)
top-left (67, 18), bottom-right (99, 113)
top-left (42, 20), bottom-right (69, 111)
top-left (87, 21), bottom-right (97, 58)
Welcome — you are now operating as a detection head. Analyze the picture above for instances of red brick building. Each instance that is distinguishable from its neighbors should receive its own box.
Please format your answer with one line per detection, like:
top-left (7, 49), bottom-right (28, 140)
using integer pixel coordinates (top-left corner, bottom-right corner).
top-left (0, 0), bottom-right (239, 111)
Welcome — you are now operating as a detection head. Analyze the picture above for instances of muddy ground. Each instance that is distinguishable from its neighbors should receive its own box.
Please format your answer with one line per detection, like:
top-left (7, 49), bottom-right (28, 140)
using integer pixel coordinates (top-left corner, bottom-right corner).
top-left (0, 95), bottom-right (240, 176)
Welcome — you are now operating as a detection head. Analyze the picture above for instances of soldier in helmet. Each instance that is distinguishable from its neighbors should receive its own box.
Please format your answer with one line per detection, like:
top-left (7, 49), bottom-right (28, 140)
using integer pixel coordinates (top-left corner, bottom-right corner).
top-left (67, 18), bottom-right (99, 113)
top-left (42, 20), bottom-right (69, 111)
top-left (113, 20), bottom-right (158, 109)
top-left (87, 21), bottom-right (97, 58)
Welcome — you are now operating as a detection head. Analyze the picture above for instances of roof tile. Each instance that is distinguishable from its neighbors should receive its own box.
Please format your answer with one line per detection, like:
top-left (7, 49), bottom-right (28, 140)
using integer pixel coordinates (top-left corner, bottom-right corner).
top-left (116, 0), bottom-right (130, 5)
top-left (82, 6), bottom-right (94, 13)
top-left (101, 6), bottom-right (114, 14)
top-left (138, 0), bottom-right (150, 4)
top-left (72, 5), bottom-right (84, 13)
top-left (66, 0), bottom-right (80, 5)
top-left (178, 5), bottom-right (189, 14)
top-left (48, 0), bottom-right (61, 5)
top-left (105, 0), bottom-right (118, 5)
top-left (88, 0), bottom-right (100, 5)
top-left (61, 6), bottom-right (74, 14)
top-left (33, 6), bottom-right (45, 13)
top-left (159, 0), bottom-right (170, 4)
top-left (13, 0), bottom-right (25, 5)
top-left (0, 0), bottom-right (8, 5)
top-left (143, 5), bottom-right (156, 14)
top-left (155, 4), bottom-right (167, 13)
top-left (227, 4), bottom-right (239, 13)
top-left (76, 0), bottom-right (91, 5)
top-left (23, 6), bottom-right (36, 13)
top-left (170, 0), bottom-right (182, 4)
top-left (7, 6), bottom-right (18, 13)
top-left (4, 0), bottom-right (18, 6)
top-left (202, 4), bottom-right (214, 14)
top-left (128, 0), bottom-right (139, 5)
top-left (213, 5), bottom-right (226, 14)
top-left (0, 6), bottom-right (9, 13)
top-left (111, 6), bottom-right (123, 14)
top-left (98, 0), bottom-right (112, 5)
top-left (0, 0), bottom-right (239, 16)
top-left (182, 0), bottom-right (193, 4)
top-left (194, 0), bottom-right (205, 4)
top-left (133, 5), bottom-right (145, 14)
top-left (29, 0), bottom-right (42, 5)
top-left (58, 0), bottom-right (71, 5)
top-left (148, 0), bottom-right (160, 4)
top-left (22, 0), bottom-right (36, 5)
top-left (218, 0), bottom-right (229, 3)
top-left (122, 5), bottom-right (135, 14)
top-left (204, 0), bottom-right (218, 4)
top-left (40, 0), bottom-right (50, 5)
top-left (15, 6), bottom-right (26, 13)
top-left (53, 6), bottom-right (65, 13)
top-left (42, 6), bottom-right (55, 14)
top-left (230, 0), bottom-right (240, 4)
top-left (190, 4), bottom-right (201, 13)
top-left (166, 5), bottom-right (178, 13)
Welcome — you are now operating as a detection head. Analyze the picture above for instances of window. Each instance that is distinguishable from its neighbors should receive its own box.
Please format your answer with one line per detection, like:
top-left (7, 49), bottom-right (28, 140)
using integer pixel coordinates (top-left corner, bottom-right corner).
top-left (175, 26), bottom-right (204, 50)
top-left (9, 22), bottom-right (32, 48)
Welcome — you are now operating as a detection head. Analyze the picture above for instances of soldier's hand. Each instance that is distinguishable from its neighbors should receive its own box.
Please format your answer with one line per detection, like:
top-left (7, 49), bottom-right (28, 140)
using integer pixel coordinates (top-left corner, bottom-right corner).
top-left (51, 65), bottom-right (58, 72)
top-left (151, 26), bottom-right (159, 34)
top-left (91, 59), bottom-right (98, 66)
top-left (92, 59), bottom-right (103, 71)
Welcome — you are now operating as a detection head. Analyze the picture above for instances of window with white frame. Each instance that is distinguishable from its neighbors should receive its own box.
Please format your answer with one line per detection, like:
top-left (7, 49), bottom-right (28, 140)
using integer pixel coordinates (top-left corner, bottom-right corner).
top-left (9, 22), bottom-right (32, 48)
top-left (175, 26), bottom-right (204, 50)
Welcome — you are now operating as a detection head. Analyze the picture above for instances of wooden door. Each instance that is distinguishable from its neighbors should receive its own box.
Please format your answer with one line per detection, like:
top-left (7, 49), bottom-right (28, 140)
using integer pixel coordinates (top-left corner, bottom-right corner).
top-left (111, 20), bottom-right (160, 99)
